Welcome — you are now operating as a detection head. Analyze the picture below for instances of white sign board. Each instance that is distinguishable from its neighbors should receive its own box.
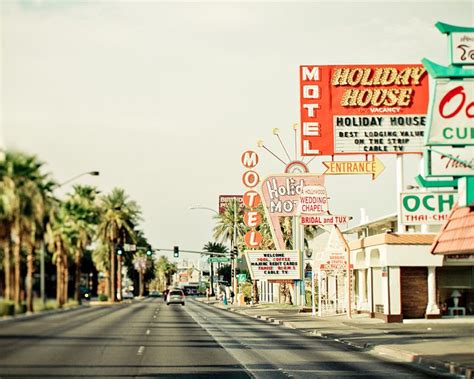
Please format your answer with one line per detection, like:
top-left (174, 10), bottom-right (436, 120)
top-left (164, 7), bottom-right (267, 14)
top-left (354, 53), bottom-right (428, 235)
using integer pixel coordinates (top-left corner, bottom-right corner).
top-left (298, 185), bottom-right (328, 214)
top-left (301, 214), bottom-right (351, 225)
top-left (451, 32), bottom-right (474, 65)
top-left (427, 146), bottom-right (474, 177)
top-left (319, 253), bottom-right (348, 273)
top-left (245, 250), bottom-right (301, 281)
top-left (334, 115), bottom-right (426, 153)
top-left (426, 79), bottom-right (474, 146)
top-left (400, 191), bottom-right (457, 225)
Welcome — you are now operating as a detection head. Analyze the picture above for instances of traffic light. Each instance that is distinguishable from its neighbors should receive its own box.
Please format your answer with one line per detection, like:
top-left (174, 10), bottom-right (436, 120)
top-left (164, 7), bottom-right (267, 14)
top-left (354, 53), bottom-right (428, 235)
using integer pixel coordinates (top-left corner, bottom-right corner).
top-left (173, 246), bottom-right (179, 258)
top-left (116, 246), bottom-right (123, 256)
top-left (146, 245), bottom-right (153, 257)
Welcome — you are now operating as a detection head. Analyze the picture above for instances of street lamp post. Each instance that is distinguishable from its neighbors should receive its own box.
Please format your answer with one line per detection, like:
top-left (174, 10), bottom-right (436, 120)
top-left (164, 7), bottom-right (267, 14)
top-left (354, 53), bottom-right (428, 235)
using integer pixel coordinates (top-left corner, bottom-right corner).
top-left (189, 205), bottom-right (218, 297)
top-left (40, 170), bottom-right (100, 306)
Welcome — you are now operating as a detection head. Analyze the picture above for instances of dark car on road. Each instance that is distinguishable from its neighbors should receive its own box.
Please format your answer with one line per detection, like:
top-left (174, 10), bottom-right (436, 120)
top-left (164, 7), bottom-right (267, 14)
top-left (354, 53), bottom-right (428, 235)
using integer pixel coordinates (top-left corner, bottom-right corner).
top-left (166, 289), bottom-right (185, 306)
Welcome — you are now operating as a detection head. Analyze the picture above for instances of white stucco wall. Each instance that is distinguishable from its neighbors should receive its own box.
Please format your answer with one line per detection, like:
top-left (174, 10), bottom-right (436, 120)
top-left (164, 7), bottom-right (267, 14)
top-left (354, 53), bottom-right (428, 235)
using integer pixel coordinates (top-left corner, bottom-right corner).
top-left (351, 243), bottom-right (443, 268)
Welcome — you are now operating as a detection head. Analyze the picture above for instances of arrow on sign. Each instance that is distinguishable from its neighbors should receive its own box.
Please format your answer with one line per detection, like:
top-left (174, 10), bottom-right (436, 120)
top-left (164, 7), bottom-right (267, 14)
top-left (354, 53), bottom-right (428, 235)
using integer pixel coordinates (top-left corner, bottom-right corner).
top-left (322, 156), bottom-right (385, 180)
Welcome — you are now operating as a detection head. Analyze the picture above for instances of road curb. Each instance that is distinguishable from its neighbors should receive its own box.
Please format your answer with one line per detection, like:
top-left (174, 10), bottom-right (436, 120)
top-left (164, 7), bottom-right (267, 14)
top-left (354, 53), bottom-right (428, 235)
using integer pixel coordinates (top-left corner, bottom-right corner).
top-left (199, 300), bottom-right (471, 379)
top-left (0, 304), bottom-right (88, 324)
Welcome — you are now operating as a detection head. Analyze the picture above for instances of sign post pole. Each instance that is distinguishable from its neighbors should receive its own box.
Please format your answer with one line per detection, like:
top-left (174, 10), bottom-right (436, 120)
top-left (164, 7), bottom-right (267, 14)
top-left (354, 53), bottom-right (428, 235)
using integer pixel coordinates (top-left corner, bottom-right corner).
top-left (311, 270), bottom-right (316, 317)
top-left (334, 225), bottom-right (352, 319)
top-left (396, 154), bottom-right (405, 233)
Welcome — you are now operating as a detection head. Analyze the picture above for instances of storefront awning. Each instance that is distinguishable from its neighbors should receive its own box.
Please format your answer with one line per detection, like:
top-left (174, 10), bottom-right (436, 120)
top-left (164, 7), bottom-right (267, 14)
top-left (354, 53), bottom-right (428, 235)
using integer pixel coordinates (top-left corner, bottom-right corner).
top-left (431, 204), bottom-right (474, 255)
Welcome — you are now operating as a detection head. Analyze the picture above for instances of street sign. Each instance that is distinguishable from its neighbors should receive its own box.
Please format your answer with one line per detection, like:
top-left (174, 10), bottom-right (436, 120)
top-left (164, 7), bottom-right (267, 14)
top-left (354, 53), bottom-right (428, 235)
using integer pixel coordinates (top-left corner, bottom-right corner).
top-left (208, 257), bottom-right (231, 263)
top-left (322, 156), bottom-right (385, 180)
top-left (237, 273), bottom-right (247, 283)
top-left (400, 191), bottom-right (457, 225)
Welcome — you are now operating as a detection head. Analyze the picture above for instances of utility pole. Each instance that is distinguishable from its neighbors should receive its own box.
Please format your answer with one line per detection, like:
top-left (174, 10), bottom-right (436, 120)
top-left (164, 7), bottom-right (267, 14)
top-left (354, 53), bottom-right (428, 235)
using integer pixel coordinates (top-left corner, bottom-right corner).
top-left (232, 200), bottom-right (238, 297)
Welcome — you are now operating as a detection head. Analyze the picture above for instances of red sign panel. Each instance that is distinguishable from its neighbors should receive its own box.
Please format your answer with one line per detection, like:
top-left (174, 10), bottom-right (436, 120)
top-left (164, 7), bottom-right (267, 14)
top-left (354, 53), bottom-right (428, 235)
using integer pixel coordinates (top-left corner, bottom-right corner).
top-left (219, 195), bottom-right (244, 215)
top-left (300, 64), bottom-right (429, 156)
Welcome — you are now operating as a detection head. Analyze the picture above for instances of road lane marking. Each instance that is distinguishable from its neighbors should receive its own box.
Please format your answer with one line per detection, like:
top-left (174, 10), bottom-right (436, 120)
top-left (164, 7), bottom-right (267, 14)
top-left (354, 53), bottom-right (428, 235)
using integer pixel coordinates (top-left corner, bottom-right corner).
top-left (137, 346), bottom-right (145, 355)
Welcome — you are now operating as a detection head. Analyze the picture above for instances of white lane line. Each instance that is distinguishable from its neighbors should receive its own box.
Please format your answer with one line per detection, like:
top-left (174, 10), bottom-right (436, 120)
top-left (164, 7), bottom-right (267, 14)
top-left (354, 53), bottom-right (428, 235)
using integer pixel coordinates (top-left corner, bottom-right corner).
top-left (146, 329), bottom-right (150, 335)
top-left (137, 346), bottom-right (145, 355)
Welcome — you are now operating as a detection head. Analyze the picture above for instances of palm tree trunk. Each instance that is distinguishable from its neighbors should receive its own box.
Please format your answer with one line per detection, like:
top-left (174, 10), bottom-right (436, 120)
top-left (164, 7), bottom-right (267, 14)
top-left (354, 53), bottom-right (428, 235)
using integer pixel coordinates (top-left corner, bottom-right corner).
top-left (253, 280), bottom-right (259, 304)
top-left (26, 224), bottom-right (36, 313)
top-left (103, 271), bottom-right (110, 298)
top-left (3, 240), bottom-right (11, 300)
top-left (117, 255), bottom-right (122, 301)
top-left (110, 248), bottom-right (115, 302)
top-left (63, 254), bottom-right (69, 304)
top-left (12, 218), bottom-right (21, 307)
top-left (56, 255), bottom-right (62, 307)
top-left (75, 248), bottom-right (82, 303)
top-left (56, 239), bottom-right (64, 308)
top-left (139, 270), bottom-right (144, 297)
top-left (26, 244), bottom-right (34, 313)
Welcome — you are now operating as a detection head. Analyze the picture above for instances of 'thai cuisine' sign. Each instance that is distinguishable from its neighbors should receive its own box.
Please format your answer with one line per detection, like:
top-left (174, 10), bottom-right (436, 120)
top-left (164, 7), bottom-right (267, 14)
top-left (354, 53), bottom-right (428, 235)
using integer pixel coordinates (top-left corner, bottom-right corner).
top-left (300, 64), bottom-right (429, 156)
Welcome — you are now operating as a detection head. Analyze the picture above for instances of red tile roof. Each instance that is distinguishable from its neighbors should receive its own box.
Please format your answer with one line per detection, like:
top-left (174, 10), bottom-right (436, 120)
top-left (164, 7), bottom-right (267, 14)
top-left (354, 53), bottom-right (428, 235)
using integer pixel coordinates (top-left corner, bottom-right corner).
top-left (431, 204), bottom-right (474, 255)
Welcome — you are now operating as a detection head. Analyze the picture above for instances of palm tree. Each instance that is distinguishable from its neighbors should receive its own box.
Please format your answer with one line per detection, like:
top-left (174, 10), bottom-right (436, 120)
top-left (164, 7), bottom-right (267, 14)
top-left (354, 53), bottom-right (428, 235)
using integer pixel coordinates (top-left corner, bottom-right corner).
top-left (155, 255), bottom-right (177, 292)
top-left (133, 253), bottom-right (148, 297)
top-left (91, 242), bottom-right (110, 298)
top-left (203, 242), bottom-right (228, 296)
top-left (213, 199), bottom-right (245, 247)
top-left (64, 185), bottom-right (99, 303)
top-left (96, 188), bottom-right (141, 301)
top-left (46, 203), bottom-right (73, 308)
top-left (0, 151), bottom-right (51, 309)
top-left (0, 175), bottom-right (15, 301)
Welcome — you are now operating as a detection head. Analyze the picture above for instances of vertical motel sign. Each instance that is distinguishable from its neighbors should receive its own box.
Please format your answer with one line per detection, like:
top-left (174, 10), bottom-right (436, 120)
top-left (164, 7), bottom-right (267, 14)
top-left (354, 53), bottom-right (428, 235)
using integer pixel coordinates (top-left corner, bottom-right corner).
top-left (241, 151), bottom-right (262, 248)
top-left (421, 22), bottom-right (474, 206)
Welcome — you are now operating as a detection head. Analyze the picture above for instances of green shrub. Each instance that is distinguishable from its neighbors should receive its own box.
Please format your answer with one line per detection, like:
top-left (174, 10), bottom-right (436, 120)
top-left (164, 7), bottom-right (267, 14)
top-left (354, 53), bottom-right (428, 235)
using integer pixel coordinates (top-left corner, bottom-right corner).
top-left (0, 301), bottom-right (15, 316)
top-left (15, 302), bottom-right (27, 315)
top-left (64, 300), bottom-right (79, 308)
top-left (240, 283), bottom-right (252, 303)
top-left (98, 294), bottom-right (108, 302)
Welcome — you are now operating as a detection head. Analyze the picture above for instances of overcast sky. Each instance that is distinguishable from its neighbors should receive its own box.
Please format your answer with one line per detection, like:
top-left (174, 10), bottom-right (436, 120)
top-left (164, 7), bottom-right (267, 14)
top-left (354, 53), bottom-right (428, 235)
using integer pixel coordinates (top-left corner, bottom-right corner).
top-left (1, 0), bottom-right (472, 261)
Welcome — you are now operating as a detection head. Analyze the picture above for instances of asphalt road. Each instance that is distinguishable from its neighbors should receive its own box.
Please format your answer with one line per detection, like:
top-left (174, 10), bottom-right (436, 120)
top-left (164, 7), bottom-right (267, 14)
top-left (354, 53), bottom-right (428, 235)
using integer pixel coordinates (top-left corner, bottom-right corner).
top-left (0, 298), bottom-right (444, 378)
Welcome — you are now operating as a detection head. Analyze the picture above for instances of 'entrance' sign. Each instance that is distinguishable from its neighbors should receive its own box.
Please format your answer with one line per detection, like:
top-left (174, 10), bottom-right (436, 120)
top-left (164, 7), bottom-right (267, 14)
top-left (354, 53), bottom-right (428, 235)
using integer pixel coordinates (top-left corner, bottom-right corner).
top-left (322, 156), bottom-right (385, 180)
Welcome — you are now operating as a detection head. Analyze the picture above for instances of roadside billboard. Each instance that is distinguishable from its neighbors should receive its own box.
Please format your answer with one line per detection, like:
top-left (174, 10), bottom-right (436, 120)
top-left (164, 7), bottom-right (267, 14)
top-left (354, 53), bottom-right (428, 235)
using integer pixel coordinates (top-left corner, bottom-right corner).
top-left (261, 174), bottom-right (325, 250)
top-left (400, 191), bottom-right (457, 225)
top-left (218, 195), bottom-right (243, 214)
top-left (300, 64), bottom-right (429, 156)
top-left (245, 250), bottom-right (302, 281)
top-left (425, 80), bottom-right (474, 146)
top-left (425, 146), bottom-right (474, 177)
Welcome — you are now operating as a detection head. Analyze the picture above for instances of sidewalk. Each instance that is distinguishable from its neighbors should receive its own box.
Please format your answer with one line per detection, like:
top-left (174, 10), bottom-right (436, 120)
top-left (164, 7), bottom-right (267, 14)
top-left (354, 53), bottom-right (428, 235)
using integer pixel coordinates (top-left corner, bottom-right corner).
top-left (197, 298), bottom-right (474, 378)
